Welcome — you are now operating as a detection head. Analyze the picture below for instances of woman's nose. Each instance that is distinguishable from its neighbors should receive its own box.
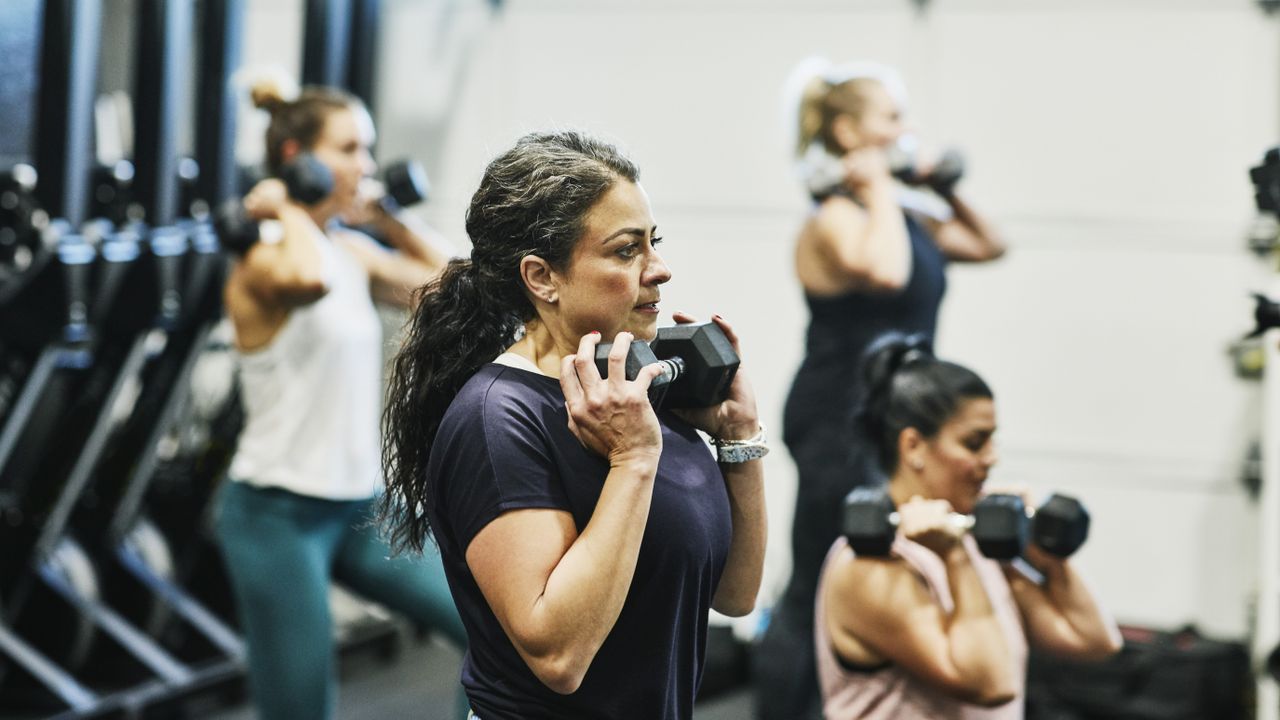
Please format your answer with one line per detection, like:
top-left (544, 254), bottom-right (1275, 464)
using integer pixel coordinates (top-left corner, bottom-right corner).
top-left (646, 250), bottom-right (672, 285)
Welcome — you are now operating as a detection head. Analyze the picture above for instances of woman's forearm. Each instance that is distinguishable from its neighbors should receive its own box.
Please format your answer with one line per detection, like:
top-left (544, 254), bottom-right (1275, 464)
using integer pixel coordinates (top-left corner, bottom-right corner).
top-left (518, 456), bottom-right (658, 692)
top-left (1039, 560), bottom-right (1123, 657)
top-left (711, 459), bottom-right (766, 616)
top-left (943, 548), bottom-right (1017, 704)
top-left (261, 206), bottom-right (330, 298)
top-left (836, 183), bottom-right (912, 288)
top-left (374, 210), bottom-right (451, 276)
top-left (945, 193), bottom-right (1005, 259)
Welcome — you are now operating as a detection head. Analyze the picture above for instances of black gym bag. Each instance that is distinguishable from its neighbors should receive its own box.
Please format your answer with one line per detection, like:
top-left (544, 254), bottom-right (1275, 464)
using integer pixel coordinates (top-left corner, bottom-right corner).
top-left (1025, 624), bottom-right (1250, 720)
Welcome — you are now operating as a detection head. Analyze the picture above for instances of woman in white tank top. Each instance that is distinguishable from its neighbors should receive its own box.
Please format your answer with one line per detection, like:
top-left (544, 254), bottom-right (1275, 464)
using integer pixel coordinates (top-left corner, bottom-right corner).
top-left (814, 334), bottom-right (1122, 720)
top-left (214, 78), bottom-right (463, 720)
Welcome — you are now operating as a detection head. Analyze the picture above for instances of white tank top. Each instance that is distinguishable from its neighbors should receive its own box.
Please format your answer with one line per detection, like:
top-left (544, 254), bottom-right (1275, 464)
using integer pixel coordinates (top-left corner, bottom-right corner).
top-left (228, 236), bottom-right (383, 500)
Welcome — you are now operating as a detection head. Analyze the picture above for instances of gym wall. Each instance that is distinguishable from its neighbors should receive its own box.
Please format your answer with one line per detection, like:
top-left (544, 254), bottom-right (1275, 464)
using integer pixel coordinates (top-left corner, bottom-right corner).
top-left (239, 0), bottom-right (1277, 639)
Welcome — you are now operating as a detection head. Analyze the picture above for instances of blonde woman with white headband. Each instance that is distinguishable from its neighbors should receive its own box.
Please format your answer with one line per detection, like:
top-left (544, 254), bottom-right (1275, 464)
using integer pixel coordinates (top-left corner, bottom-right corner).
top-left (755, 58), bottom-right (1006, 720)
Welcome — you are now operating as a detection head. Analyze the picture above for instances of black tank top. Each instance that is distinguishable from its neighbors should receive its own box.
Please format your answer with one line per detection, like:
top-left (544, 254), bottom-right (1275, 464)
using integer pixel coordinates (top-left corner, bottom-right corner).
top-left (782, 210), bottom-right (947, 447)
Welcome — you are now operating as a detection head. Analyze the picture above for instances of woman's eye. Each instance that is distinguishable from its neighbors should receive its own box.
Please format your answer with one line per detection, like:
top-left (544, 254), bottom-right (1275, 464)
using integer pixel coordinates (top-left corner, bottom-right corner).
top-left (616, 244), bottom-right (638, 259)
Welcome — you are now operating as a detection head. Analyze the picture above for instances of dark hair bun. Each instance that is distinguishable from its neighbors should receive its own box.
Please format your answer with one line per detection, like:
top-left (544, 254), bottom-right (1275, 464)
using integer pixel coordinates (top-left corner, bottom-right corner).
top-left (857, 332), bottom-right (933, 444)
top-left (861, 332), bottom-right (933, 392)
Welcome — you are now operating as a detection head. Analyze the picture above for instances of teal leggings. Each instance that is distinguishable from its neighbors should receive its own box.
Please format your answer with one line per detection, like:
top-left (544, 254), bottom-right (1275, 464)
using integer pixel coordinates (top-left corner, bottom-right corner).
top-left (215, 481), bottom-right (469, 719)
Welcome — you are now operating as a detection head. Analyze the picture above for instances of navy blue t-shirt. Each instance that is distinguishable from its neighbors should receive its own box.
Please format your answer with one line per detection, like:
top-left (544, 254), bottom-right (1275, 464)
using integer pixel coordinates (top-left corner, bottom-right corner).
top-left (426, 363), bottom-right (733, 720)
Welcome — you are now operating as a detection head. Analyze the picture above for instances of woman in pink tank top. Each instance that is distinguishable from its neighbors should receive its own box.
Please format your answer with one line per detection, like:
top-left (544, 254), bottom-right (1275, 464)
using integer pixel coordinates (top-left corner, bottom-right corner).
top-left (814, 334), bottom-right (1122, 719)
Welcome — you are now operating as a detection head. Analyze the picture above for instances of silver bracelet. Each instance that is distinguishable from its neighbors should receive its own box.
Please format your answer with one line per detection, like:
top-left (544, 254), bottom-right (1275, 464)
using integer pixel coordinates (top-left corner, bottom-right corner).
top-left (714, 422), bottom-right (770, 464)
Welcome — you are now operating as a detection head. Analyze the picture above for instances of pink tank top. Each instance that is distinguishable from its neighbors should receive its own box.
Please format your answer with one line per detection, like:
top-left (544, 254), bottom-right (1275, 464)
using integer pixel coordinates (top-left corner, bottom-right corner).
top-left (814, 534), bottom-right (1028, 720)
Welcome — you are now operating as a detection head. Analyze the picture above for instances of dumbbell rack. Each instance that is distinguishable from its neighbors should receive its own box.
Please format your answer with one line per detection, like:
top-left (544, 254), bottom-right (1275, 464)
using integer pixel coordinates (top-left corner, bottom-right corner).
top-left (1258, 320), bottom-right (1280, 720)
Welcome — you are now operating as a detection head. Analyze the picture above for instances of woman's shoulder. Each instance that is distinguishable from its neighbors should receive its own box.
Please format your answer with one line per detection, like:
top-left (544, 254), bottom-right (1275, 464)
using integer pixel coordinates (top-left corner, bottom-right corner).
top-left (445, 363), bottom-right (562, 431)
top-left (823, 543), bottom-right (944, 633)
top-left (811, 192), bottom-right (866, 221)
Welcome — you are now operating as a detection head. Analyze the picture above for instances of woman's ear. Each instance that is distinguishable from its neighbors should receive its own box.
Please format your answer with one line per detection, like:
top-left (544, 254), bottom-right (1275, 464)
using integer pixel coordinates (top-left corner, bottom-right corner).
top-left (899, 427), bottom-right (926, 472)
top-left (280, 138), bottom-right (301, 164)
top-left (831, 114), bottom-right (862, 153)
top-left (519, 255), bottom-right (559, 306)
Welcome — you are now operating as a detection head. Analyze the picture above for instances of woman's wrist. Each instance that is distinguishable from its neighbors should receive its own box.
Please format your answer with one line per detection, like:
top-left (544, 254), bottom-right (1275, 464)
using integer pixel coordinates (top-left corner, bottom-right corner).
top-left (1024, 549), bottom-right (1069, 580)
top-left (715, 418), bottom-right (761, 442)
top-left (608, 448), bottom-right (661, 475)
top-left (939, 542), bottom-right (970, 566)
top-left (370, 206), bottom-right (404, 236)
top-left (714, 422), bottom-right (769, 464)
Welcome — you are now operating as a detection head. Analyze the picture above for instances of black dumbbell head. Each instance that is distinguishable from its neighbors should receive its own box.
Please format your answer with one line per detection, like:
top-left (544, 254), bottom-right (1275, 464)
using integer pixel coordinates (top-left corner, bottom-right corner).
top-left (383, 159), bottom-right (429, 209)
top-left (971, 494), bottom-right (1028, 560)
top-left (594, 338), bottom-right (673, 406)
top-left (1031, 494), bottom-right (1090, 558)
top-left (595, 338), bottom-right (659, 380)
top-left (843, 486), bottom-right (898, 557)
top-left (929, 149), bottom-right (966, 196)
top-left (649, 322), bottom-right (739, 408)
top-left (1251, 147), bottom-right (1280, 213)
top-left (213, 198), bottom-right (259, 255)
top-left (279, 153), bottom-right (334, 205)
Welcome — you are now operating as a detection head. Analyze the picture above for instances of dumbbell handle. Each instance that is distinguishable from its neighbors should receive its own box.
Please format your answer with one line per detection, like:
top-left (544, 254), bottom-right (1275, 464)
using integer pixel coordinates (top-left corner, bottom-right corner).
top-left (655, 356), bottom-right (685, 384)
top-left (885, 496), bottom-right (1040, 530)
top-left (885, 511), bottom-right (975, 532)
top-left (890, 489), bottom-right (1039, 525)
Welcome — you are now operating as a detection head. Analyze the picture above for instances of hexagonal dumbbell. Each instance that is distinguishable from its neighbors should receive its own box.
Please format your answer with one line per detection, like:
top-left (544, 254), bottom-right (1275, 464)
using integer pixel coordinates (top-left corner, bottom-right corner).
top-left (594, 322), bottom-right (740, 409)
top-left (842, 487), bottom-right (1089, 560)
top-left (214, 153), bottom-right (333, 254)
top-left (381, 159), bottom-right (430, 211)
top-left (970, 493), bottom-right (1091, 559)
top-left (1030, 494), bottom-right (1091, 558)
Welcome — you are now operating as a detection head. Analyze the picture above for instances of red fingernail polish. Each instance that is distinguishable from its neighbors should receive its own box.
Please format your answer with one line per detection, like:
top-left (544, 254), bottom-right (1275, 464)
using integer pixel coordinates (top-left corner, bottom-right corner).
top-left (591, 330), bottom-right (600, 335)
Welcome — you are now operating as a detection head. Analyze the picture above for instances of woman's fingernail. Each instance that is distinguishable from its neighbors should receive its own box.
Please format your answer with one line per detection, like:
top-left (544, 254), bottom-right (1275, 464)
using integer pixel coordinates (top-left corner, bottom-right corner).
top-left (591, 330), bottom-right (600, 335)
top-left (713, 314), bottom-right (723, 321)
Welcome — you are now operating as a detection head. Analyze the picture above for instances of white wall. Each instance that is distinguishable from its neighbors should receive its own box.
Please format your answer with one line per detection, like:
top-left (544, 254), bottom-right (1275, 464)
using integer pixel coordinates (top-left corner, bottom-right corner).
top-left (246, 0), bottom-right (1280, 639)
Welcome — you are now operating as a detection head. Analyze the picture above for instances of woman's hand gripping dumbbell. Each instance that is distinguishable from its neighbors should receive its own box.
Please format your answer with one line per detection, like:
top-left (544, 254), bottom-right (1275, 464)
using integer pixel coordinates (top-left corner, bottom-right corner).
top-left (215, 153), bottom-right (334, 254)
top-left (592, 321), bottom-right (740, 409)
top-left (843, 487), bottom-right (1090, 560)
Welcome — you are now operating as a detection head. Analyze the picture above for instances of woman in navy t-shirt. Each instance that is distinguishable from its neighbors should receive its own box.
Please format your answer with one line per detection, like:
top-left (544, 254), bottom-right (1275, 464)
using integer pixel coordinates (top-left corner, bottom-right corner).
top-left (381, 130), bottom-right (769, 719)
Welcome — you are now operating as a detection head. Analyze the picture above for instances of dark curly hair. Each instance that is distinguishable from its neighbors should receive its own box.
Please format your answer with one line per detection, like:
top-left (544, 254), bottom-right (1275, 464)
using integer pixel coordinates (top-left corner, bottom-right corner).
top-left (858, 332), bottom-right (993, 474)
top-left (380, 130), bottom-right (639, 553)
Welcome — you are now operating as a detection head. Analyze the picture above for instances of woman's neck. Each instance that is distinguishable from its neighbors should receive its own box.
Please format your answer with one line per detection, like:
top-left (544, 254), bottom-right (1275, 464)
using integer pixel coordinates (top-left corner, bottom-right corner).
top-left (506, 320), bottom-right (573, 377)
top-left (887, 472), bottom-right (927, 508)
top-left (306, 206), bottom-right (335, 232)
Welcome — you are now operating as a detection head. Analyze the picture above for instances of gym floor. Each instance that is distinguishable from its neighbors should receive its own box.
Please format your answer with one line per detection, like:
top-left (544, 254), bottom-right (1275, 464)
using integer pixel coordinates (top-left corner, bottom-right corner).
top-left (203, 635), bottom-right (753, 720)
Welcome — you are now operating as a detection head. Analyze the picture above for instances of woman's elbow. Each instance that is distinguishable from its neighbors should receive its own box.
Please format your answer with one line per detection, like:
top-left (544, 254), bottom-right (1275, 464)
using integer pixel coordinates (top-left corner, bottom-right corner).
top-left (713, 596), bottom-right (757, 618)
top-left (1075, 633), bottom-right (1124, 662)
top-left (983, 240), bottom-right (1007, 262)
top-left (942, 668), bottom-right (1017, 707)
top-left (835, 261), bottom-right (907, 292)
top-left (968, 686), bottom-right (1017, 708)
top-left (1048, 628), bottom-right (1124, 663)
top-left (862, 268), bottom-right (908, 293)
top-left (270, 270), bottom-right (330, 304)
top-left (528, 652), bottom-right (590, 695)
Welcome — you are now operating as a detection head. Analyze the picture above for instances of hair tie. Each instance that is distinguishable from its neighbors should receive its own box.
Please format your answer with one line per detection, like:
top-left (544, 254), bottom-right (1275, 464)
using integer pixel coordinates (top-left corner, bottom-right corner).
top-left (899, 348), bottom-right (926, 366)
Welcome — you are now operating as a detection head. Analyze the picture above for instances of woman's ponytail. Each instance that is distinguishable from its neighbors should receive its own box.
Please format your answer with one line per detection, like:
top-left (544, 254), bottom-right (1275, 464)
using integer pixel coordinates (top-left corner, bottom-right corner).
top-left (380, 258), bottom-right (522, 554)
top-left (856, 332), bottom-right (991, 474)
